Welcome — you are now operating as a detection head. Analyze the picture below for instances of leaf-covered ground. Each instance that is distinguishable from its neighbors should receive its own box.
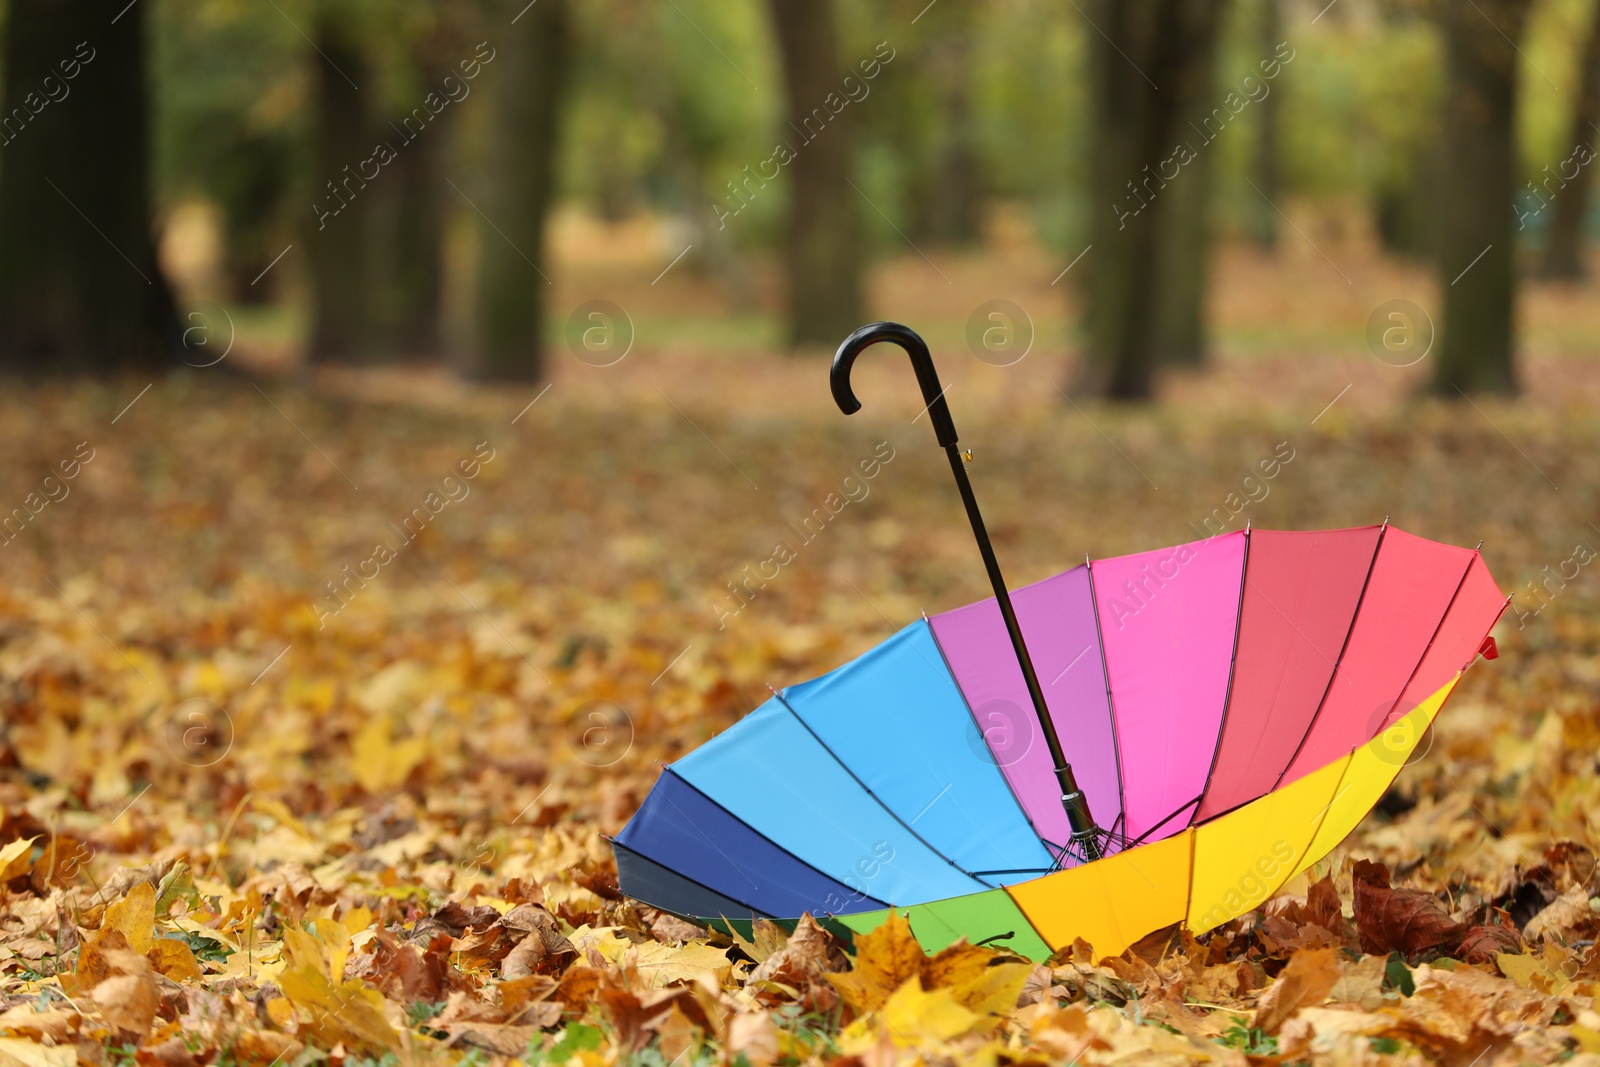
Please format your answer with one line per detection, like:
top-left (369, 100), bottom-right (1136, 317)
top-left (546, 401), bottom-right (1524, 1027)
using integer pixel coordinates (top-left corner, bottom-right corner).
top-left (3, 273), bottom-right (1600, 1067)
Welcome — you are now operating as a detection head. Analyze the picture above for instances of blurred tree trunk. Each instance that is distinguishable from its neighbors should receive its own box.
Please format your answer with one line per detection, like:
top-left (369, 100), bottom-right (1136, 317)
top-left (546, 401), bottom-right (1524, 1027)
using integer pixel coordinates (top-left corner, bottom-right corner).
top-left (769, 0), bottom-right (863, 347)
top-left (1432, 0), bottom-right (1529, 396)
top-left (1152, 8), bottom-right (1223, 368)
top-left (1540, 0), bottom-right (1600, 280)
top-left (0, 0), bottom-right (174, 374)
top-left (371, 40), bottom-right (455, 361)
top-left (928, 36), bottom-right (983, 244)
top-left (381, 125), bottom-right (446, 357)
top-left (306, 14), bottom-right (372, 364)
top-left (1077, 0), bottom-right (1227, 399)
top-left (474, 0), bottom-right (568, 381)
top-left (1249, 0), bottom-right (1281, 251)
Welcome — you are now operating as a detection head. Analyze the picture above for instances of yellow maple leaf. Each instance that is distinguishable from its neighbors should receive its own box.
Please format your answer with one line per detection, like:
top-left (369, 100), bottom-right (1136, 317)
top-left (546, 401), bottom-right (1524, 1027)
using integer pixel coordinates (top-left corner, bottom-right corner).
top-left (349, 715), bottom-right (428, 794)
top-left (148, 938), bottom-right (204, 982)
top-left (0, 1037), bottom-right (75, 1067)
top-left (632, 941), bottom-right (731, 988)
top-left (947, 961), bottom-right (1033, 1025)
top-left (278, 944), bottom-right (398, 1054)
top-left (102, 882), bottom-right (156, 956)
top-left (0, 838), bottom-right (35, 882)
top-left (839, 977), bottom-right (986, 1053)
top-left (828, 912), bottom-right (926, 1014)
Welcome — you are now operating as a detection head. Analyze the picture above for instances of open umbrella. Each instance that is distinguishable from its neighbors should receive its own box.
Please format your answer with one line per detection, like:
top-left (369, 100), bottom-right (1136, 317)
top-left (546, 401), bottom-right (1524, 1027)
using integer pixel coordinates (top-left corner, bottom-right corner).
top-left (612, 323), bottom-right (1507, 961)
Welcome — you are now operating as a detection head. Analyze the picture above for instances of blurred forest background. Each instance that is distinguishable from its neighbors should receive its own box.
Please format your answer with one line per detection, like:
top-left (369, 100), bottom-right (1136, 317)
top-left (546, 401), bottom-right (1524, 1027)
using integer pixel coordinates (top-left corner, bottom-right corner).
top-left (6, 2), bottom-right (1600, 1062)
top-left (3, 0), bottom-right (1600, 396)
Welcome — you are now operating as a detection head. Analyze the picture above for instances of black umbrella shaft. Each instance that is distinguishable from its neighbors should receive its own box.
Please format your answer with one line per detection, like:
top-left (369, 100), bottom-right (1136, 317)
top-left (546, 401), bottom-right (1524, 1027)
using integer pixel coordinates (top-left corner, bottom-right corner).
top-left (944, 445), bottom-right (1101, 859)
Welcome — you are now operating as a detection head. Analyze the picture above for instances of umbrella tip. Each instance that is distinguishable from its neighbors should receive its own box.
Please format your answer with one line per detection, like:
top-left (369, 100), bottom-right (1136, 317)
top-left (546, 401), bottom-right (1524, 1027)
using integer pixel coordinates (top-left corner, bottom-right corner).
top-left (1383, 515), bottom-right (1390, 526)
top-left (1476, 539), bottom-right (1485, 551)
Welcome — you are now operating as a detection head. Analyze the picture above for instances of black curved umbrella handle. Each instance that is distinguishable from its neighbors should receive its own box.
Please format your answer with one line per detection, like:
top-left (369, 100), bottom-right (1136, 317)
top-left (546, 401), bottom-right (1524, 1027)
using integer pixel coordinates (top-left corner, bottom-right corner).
top-left (831, 322), bottom-right (959, 449)
top-left (827, 319), bottom-right (1105, 863)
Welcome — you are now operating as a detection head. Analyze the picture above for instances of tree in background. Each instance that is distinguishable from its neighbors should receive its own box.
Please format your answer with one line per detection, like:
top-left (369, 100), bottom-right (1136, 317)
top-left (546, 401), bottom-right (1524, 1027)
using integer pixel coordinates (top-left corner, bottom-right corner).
top-left (1540, 0), bottom-right (1600, 280)
top-left (1151, 5), bottom-right (1225, 370)
top-left (1431, 0), bottom-right (1531, 396)
top-left (368, 4), bottom-right (477, 359)
top-left (473, 0), bottom-right (569, 381)
top-left (305, 8), bottom-right (373, 364)
top-left (0, 0), bottom-right (175, 374)
top-left (1077, 0), bottom-right (1228, 399)
top-left (768, 0), bottom-right (863, 348)
top-left (1249, 0), bottom-right (1281, 251)
top-left (884, 0), bottom-right (984, 247)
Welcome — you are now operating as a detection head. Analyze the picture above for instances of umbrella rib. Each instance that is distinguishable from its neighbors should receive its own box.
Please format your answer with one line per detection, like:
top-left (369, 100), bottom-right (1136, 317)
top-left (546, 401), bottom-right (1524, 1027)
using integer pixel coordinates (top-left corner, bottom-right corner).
top-left (1082, 556), bottom-right (1129, 839)
top-left (653, 776), bottom-right (768, 895)
top-left (1366, 552), bottom-right (1476, 740)
top-left (661, 768), bottom-right (892, 915)
top-left (1274, 522), bottom-right (1389, 790)
top-left (1122, 792), bottom-right (1205, 849)
top-left (770, 689), bottom-right (992, 888)
top-left (923, 613), bottom-right (1067, 859)
top-left (1192, 527), bottom-right (1254, 825)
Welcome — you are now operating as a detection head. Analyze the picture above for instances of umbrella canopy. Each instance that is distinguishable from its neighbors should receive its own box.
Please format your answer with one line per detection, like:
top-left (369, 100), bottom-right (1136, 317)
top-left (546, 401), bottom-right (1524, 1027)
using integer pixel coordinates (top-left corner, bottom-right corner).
top-left (613, 523), bottom-right (1506, 961)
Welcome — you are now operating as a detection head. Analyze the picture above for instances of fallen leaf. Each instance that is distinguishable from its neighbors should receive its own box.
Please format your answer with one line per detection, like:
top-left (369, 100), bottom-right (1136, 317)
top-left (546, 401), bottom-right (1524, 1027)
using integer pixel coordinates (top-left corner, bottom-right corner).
top-left (0, 1038), bottom-right (74, 1067)
top-left (0, 839), bottom-right (36, 883)
top-left (1252, 947), bottom-right (1341, 1033)
top-left (725, 1012), bottom-right (777, 1067)
top-left (1351, 860), bottom-right (1465, 960)
top-left (102, 881), bottom-right (157, 956)
top-left (0, 1007), bottom-right (79, 1044)
top-left (1524, 885), bottom-right (1591, 942)
top-left (827, 913), bottom-right (926, 1015)
top-left (148, 937), bottom-right (204, 982)
top-left (632, 941), bottom-right (731, 988)
top-left (91, 950), bottom-right (159, 1042)
top-left (1457, 924), bottom-right (1522, 963)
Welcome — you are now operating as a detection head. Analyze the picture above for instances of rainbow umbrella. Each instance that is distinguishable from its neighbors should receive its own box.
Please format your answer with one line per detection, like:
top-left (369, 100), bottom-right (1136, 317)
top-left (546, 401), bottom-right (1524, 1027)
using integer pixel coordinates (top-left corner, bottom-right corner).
top-left (612, 323), bottom-right (1506, 961)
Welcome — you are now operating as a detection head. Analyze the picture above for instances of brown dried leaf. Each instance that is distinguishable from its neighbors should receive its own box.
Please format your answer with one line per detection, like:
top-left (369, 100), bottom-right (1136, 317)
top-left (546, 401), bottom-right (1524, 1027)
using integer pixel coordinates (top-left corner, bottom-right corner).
top-left (1252, 947), bottom-right (1342, 1034)
top-left (1524, 885), bottom-right (1591, 942)
top-left (1457, 924), bottom-right (1523, 963)
top-left (1351, 859), bottom-right (1466, 959)
top-left (90, 950), bottom-right (159, 1042)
